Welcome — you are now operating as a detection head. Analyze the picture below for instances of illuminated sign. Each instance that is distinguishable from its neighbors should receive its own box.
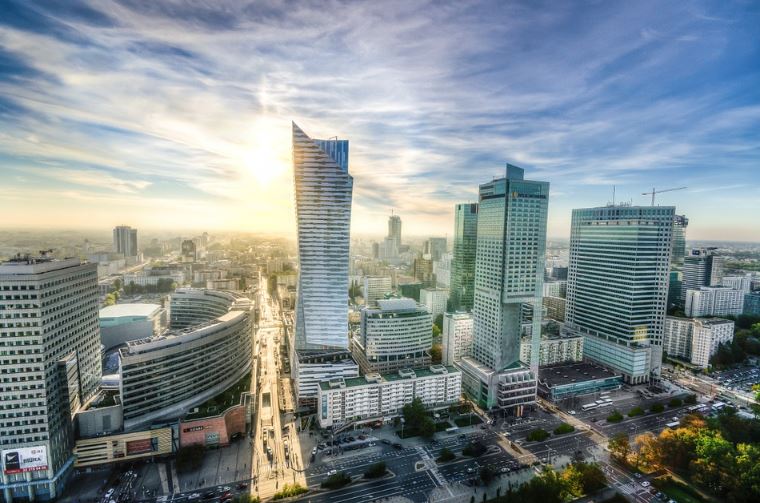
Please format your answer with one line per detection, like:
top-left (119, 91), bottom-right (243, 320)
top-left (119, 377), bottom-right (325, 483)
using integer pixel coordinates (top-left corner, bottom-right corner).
top-left (2, 446), bottom-right (48, 474)
top-left (183, 426), bottom-right (204, 433)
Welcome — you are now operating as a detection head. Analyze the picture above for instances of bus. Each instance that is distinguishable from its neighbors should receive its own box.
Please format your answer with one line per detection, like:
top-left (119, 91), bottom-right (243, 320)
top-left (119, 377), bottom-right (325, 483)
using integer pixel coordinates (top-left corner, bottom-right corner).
top-left (582, 403), bottom-right (598, 411)
top-left (666, 421), bottom-right (680, 429)
top-left (446, 426), bottom-right (460, 433)
top-left (597, 402), bottom-right (612, 408)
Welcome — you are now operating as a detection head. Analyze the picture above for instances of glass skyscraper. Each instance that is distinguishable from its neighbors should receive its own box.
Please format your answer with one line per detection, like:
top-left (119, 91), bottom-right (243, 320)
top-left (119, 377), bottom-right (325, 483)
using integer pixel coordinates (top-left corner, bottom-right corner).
top-left (565, 205), bottom-right (674, 383)
top-left (671, 215), bottom-right (688, 267)
top-left (457, 165), bottom-right (549, 411)
top-left (449, 203), bottom-right (478, 312)
top-left (292, 122), bottom-right (353, 350)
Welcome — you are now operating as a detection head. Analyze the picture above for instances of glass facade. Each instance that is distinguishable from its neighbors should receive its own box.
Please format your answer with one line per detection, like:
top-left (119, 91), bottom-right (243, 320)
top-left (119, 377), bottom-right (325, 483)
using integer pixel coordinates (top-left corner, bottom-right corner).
top-left (566, 205), bottom-right (674, 383)
top-left (292, 122), bottom-right (353, 350)
top-left (449, 203), bottom-right (478, 311)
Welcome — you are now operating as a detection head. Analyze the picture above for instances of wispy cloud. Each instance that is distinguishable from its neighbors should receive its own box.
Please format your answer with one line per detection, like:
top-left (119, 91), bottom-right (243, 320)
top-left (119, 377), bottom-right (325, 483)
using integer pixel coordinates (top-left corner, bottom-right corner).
top-left (0, 0), bottom-right (758, 239)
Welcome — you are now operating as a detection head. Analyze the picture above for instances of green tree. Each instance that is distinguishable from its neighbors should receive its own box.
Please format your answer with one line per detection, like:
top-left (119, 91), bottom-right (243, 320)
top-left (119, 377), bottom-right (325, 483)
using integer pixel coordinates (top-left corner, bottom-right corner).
top-left (479, 465), bottom-right (496, 484)
top-left (554, 423), bottom-right (574, 435)
top-left (430, 343), bottom-right (442, 364)
top-left (437, 447), bottom-right (456, 462)
top-left (432, 324), bottom-right (441, 338)
top-left (628, 406), bottom-right (645, 417)
top-left (668, 398), bottom-right (683, 408)
top-left (519, 467), bottom-right (570, 503)
top-left (650, 403), bottom-right (664, 413)
top-left (606, 410), bottom-right (624, 423)
top-left (527, 428), bottom-right (550, 442)
top-left (434, 313), bottom-right (444, 330)
top-left (364, 462), bottom-right (387, 479)
top-left (563, 462), bottom-right (607, 496)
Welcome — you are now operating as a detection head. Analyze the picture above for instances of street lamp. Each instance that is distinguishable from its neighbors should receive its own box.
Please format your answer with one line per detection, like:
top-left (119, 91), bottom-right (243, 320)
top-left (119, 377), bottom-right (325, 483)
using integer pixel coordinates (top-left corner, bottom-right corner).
top-left (400, 417), bottom-right (406, 439)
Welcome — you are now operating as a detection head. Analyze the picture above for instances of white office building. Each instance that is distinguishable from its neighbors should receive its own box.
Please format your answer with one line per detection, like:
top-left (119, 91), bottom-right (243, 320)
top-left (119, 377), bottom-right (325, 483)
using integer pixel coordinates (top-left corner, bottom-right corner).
top-left (317, 365), bottom-right (461, 428)
top-left (685, 286), bottom-right (744, 317)
top-left (543, 280), bottom-right (567, 299)
top-left (664, 317), bottom-right (734, 368)
top-left (442, 312), bottom-right (473, 365)
top-left (1, 257), bottom-right (102, 501)
top-left (721, 274), bottom-right (753, 293)
top-left (433, 253), bottom-right (452, 288)
top-left (420, 287), bottom-right (449, 319)
top-left (352, 298), bottom-right (432, 373)
top-left (362, 276), bottom-right (392, 307)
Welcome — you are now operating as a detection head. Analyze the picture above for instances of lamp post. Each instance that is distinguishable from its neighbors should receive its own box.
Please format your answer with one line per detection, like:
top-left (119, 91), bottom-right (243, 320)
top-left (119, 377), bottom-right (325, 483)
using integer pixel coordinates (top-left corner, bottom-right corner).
top-left (400, 417), bottom-right (406, 439)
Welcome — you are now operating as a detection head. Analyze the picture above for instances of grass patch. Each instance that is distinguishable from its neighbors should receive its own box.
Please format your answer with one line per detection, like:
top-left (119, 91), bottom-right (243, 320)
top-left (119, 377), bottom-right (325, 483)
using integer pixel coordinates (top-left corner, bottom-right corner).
top-left (364, 462), bottom-right (387, 479)
top-left (650, 403), bottom-right (665, 413)
top-left (185, 371), bottom-right (250, 419)
top-left (606, 410), bottom-right (624, 423)
top-left (273, 483), bottom-right (308, 500)
top-left (653, 476), bottom-right (707, 503)
top-left (628, 406), bottom-right (645, 417)
top-left (454, 415), bottom-right (483, 427)
top-left (553, 423), bottom-right (575, 435)
top-left (527, 428), bottom-right (550, 442)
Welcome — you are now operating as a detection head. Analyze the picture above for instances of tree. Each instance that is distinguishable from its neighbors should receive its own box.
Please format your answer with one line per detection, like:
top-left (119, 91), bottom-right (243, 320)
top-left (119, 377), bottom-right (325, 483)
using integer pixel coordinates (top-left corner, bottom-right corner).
top-left (609, 433), bottom-right (630, 463)
top-left (364, 462), bottom-right (387, 479)
top-left (321, 471), bottom-right (352, 489)
top-left (434, 313), bottom-right (444, 330)
top-left (633, 432), bottom-right (659, 470)
top-left (527, 429), bottom-right (550, 442)
top-left (480, 465), bottom-right (496, 484)
top-left (684, 394), bottom-right (697, 405)
top-left (606, 410), bottom-right (624, 423)
top-left (669, 397), bottom-right (683, 408)
top-left (563, 462), bottom-right (607, 496)
top-left (437, 447), bottom-right (456, 462)
top-left (401, 397), bottom-right (435, 439)
top-left (519, 467), bottom-right (570, 503)
top-left (463, 441), bottom-right (487, 457)
top-left (650, 403), bottom-right (665, 413)
top-left (432, 324), bottom-right (441, 338)
top-left (430, 343), bottom-right (442, 364)
top-left (113, 278), bottom-right (122, 291)
top-left (554, 423), bottom-right (574, 435)
top-left (628, 406), bottom-right (645, 417)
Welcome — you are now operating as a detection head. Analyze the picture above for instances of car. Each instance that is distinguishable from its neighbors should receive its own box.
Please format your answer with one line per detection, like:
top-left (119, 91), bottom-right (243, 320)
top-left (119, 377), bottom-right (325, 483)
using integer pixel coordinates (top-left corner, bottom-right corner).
top-left (655, 492), bottom-right (664, 499)
top-left (188, 494), bottom-right (201, 501)
top-left (467, 467), bottom-right (474, 473)
top-left (500, 467), bottom-right (508, 473)
top-left (568, 410), bottom-right (577, 415)
top-left (668, 499), bottom-right (678, 503)
top-left (327, 469), bottom-right (337, 476)
top-left (381, 439), bottom-right (391, 445)
top-left (641, 481), bottom-right (651, 487)
top-left (392, 443), bottom-right (403, 449)
top-left (348, 436), bottom-right (356, 442)
top-left (359, 434), bottom-right (367, 440)
top-left (203, 491), bottom-right (216, 498)
top-left (368, 442), bottom-right (376, 447)
top-left (311, 447), bottom-right (317, 455)
top-left (634, 473), bottom-right (642, 479)
top-left (237, 483), bottom-right (248, 490)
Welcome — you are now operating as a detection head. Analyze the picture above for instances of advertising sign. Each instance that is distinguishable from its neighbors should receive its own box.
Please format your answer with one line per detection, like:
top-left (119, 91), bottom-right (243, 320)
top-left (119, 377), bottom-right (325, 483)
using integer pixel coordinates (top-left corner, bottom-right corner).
top-left (2, 446), bottom-right (48, 474)
top-left (125, 439), bottom-right (154, 455)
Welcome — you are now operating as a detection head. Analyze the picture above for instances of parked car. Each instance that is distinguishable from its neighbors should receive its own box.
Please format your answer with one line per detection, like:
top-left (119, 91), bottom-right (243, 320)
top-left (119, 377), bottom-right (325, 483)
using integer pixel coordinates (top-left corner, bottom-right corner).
top-left (381, 439), bottom-right (391, 445)
top-left (327, 469), bottom-right (337, 476)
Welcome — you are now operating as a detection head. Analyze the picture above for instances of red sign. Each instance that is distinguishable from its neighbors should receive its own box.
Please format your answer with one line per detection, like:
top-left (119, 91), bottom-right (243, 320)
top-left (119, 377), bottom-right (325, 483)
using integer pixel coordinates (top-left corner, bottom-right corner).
top-left (126, 439), bottom-right (154, 455)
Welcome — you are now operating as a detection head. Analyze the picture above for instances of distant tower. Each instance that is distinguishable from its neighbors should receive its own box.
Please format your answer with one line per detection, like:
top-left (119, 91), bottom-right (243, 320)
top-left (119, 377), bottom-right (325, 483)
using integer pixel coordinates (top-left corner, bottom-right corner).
top-left (113, 225), bottom-right (138, 257)
top-left (388, 213), bottom-right (402, 251)
top-left (449, 203), bottom-right (478, 311)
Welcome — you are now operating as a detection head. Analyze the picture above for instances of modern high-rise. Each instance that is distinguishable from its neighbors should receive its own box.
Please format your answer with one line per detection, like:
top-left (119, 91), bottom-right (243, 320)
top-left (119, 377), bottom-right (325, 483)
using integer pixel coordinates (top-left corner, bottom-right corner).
top-left (420, 287), bottom-right (449, 319)
top-left (565, 205), bottom-right (674, 384)
top-left (671, 215), bottom-right (688, 267)
top-left (352, 298), bottom-right (432, 373)
top-left (112, 225), bottom-right (138, 257)
top-left (663, 317), bottom-right (734, 368)
top-left (292, 122), bottom-right (353, 350)
top-left (722, 274), bottom-right (753, 293)
top-left (362, 276), bottom-right (393, 307)
top-left (424, 238), bottom-right (447, 262)
top-left (1, 256), bottom-right (101, 501)
top-left (442, 312), bottom-right (473, 365)
top-left (449, 203), bottom-right (478, 312)
top-left (413, 255), bottom-right (436, 287)
top-left (291, 122), bottom-right (358, 406)
top-left (388, 214), bottom-right (402, 251)
top-left (745, 292), bottom-right (760, 316)
top-left (457, 164), bottom-right (548, 412)
top-left (680, 248), bottom-right (723, 307)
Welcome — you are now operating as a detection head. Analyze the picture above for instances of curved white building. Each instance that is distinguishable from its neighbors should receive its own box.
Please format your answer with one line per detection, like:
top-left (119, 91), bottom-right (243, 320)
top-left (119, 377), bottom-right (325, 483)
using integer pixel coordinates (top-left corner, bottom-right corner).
top-left (353, 298), bottom-right (432, 373)
top-left (119, 289), bottom-right (252, 430)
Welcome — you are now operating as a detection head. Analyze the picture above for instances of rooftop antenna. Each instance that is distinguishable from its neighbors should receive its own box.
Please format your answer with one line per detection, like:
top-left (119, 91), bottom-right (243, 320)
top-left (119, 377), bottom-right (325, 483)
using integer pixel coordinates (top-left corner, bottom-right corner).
top-left (612, 185), bottom-right (616, 206)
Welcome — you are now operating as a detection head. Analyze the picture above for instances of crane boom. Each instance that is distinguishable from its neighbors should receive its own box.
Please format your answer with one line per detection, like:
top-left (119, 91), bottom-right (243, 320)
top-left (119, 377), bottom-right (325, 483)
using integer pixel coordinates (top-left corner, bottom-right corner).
top-left (641, 186), bottom-right (687, 206)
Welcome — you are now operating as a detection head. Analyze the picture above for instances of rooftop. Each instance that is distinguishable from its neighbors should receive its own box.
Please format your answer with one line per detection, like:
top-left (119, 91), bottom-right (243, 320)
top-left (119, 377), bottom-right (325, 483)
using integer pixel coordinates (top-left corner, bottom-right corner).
top-left (539, 361), bottom-right (620, 388)
top-left (319, 365), bottom-right (459, 390)
top-left (99, 303), bottom-right (162, 319)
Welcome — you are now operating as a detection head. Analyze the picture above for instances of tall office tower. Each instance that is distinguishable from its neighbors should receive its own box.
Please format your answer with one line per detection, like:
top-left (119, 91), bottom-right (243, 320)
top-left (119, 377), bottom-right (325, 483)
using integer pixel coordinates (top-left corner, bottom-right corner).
top-left (424, 238), bottom-right (447, 261)
top-left (413, 255), bottom-right (436, 287)
top-left (565, 205), bottom-right (674, 384)
top-left (450, 203), bottom-right (479, 312)
top-left (0, 256), bottom-right (101, 501)
top-left (457, 164), bottom-right (548, 412)
top-left (671, 215), bottom-right (688, 267)
top-left (680, 248), bottom-right (723, 307)
top-left (388, 214), bottom-right (402, 250)
top-left (112, 225), bottom-right (138, 257)
top-left (292, 122), bottom-right (352, 350)
top-left (291, 122), bottom-right (358, 405)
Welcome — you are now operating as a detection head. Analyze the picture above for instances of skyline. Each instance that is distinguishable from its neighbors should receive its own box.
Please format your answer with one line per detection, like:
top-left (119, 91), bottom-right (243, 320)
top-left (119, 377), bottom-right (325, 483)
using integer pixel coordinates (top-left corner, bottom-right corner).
top-left (1, 1), bottom-right (759, 240)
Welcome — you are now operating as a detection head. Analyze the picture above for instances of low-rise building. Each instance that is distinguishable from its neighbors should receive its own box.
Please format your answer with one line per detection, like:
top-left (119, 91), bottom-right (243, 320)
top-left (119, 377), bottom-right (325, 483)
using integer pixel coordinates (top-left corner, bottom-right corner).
top-left (99, 303), bottom-right (166, 350)
top-left (292, 351), bottom-right (360, 407)
top-left (442, 312), bottom-right (473, 365)
top-left (685, 286), bottom-right (744, 317)
top-left (538, 361), bottom-right (622, 401)
top-left (519, 334), bottom-right (582, 366)
top-left (317, 365), bottom-right (461, 428)
top-left (73, 428), bottom-right (172, 468)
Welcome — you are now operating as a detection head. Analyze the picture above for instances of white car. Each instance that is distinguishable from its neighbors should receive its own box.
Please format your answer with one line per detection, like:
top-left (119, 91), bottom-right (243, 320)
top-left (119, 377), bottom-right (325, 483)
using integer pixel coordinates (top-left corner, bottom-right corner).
top-left (327, 469), bottom-right (337, 476)
top-left (568, 410), bottom-right (577, 415)
top-left (641, 481), bottom-right (651, 487)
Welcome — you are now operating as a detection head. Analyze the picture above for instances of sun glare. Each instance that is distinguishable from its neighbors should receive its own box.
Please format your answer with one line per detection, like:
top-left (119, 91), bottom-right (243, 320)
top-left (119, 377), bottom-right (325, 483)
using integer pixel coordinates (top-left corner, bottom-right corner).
top-left (241, 120), bottom-right (290, 186)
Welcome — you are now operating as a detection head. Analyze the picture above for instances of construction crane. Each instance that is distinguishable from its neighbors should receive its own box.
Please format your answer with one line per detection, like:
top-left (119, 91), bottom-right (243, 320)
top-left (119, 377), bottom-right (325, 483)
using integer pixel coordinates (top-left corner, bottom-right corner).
top-left (642, 186), bottom-right (687, 206)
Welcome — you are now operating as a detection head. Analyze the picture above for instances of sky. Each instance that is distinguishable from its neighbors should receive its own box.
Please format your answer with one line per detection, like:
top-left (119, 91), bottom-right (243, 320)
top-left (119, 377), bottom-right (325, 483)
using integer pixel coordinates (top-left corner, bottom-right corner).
top-left (0, 1), bottom-right (758, 241)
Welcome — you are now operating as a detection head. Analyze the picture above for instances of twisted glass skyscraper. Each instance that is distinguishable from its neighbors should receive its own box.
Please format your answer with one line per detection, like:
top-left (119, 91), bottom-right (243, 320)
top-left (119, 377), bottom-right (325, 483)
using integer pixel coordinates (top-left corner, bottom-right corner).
top-left (292, 122), bottom-right (353, 350)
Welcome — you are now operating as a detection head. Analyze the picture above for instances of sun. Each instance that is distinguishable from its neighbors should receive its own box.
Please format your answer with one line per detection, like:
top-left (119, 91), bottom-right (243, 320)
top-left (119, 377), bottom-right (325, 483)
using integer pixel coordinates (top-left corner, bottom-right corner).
top-left (241, 119), bottom-right (290, 186)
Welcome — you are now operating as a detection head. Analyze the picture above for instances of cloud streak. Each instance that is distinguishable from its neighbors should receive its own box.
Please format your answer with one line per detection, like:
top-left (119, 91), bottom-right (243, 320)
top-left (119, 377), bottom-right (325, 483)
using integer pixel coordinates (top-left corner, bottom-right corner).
top-left (0, 0), bottom-right (758, 239)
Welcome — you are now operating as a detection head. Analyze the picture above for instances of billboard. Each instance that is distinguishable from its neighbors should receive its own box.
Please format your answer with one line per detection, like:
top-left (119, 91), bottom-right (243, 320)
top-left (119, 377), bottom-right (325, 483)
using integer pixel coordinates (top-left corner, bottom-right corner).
top-left (125, 438), bottom-right (154, 455)
top-left (2, 446), bottom-right (48, 474)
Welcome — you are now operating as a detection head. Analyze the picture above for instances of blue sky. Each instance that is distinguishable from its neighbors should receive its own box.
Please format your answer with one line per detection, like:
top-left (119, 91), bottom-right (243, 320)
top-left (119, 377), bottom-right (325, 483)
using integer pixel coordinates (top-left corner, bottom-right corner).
top-left (0, 0), bottom-right (758, 239)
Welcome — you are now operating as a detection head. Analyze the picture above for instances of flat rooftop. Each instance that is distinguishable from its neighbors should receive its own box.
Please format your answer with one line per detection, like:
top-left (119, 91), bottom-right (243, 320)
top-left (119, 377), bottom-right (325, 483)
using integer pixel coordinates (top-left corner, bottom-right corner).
top-left (99, 303), bottom-right (162, 319)
top-left (319, 365), bottom-right (459, 390)
top-left (539, 361), bottom-right (620, 388)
